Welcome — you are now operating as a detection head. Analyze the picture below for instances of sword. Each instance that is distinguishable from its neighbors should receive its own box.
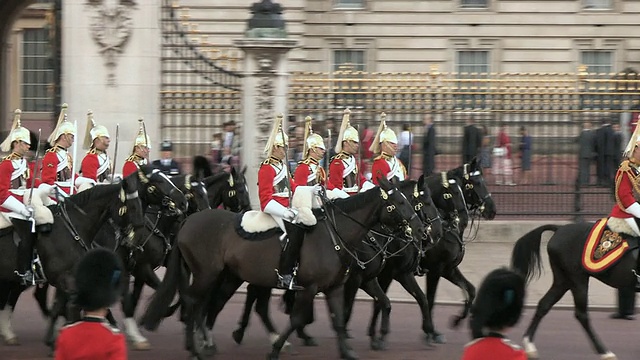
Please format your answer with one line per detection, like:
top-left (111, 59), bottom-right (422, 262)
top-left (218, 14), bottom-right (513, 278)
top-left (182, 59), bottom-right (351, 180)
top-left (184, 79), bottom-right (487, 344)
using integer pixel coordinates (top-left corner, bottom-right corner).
top-left (325, 128), bottom-right (331, 172)
top-left (69, 120), bottom-right (78, 195)
top-left (407, 125), bottom-right (412, 178)
top-left (141, 117), bottom-right (149, 165)
top-left (111, 123), bottom-right (119, 183)
top-left (357, 124), bottom-right (362, 189)
top-left (279, 115), bottom-right (293, 206)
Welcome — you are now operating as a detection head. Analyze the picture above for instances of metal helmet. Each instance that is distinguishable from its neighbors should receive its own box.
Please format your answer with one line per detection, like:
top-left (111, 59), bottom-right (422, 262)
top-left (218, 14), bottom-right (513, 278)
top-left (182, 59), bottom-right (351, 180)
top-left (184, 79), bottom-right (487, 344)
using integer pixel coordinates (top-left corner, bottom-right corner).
top-left (370, 112), bottom-right (398, 154)
top-left (0, 109), bottom-right (31, 152)
top-left (48, 103), bottom-right (76, 146)
top-left (335, 108), bottom-right (359, 153)
top-left (264, 114), bottom-right (288, 158)
top-left (302, 116), bottom-right (325, 156)
top-left (134, 118), bottom-right (151, 149)
top-left (83, 110), bottom-right (110, 149)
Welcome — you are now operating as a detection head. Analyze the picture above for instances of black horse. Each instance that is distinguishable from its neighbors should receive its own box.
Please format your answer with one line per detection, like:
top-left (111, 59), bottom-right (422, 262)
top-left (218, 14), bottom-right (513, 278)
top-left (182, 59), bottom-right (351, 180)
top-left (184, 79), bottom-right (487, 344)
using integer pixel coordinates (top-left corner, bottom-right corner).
top-left (203, 165), bottom-right (251, 212)
top-left (510, 222), bottom-right (636, 360)
top-left (141, 178), bottom-right (426, 360)
top-left (227, 176), bottom-right (448, 351)
top-left (0, 171), bottom-right (148, 346)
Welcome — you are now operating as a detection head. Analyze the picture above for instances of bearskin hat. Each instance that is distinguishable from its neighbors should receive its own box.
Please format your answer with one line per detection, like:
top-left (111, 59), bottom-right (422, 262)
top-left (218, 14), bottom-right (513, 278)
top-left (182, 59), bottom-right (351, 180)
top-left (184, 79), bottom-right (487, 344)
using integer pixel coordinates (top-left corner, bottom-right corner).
top-left (74, 248), bottom-right (124, 311)
top-left (469, 267), bottom-right (525, 339)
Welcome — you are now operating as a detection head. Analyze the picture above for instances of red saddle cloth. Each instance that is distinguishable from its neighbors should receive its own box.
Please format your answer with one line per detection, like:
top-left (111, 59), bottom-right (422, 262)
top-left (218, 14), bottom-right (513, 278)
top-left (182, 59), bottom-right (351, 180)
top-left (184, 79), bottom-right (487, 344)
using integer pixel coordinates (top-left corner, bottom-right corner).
top-left (582, 218), bottom-right (630, 273)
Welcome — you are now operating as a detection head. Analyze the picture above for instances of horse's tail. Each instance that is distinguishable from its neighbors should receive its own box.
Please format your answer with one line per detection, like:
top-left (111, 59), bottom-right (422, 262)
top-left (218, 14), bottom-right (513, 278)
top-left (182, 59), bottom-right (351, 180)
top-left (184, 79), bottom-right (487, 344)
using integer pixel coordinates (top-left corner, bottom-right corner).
top-left (140, 245), bottom-right (183, 331)
top-left (510, 224), bottom-right (560, 283)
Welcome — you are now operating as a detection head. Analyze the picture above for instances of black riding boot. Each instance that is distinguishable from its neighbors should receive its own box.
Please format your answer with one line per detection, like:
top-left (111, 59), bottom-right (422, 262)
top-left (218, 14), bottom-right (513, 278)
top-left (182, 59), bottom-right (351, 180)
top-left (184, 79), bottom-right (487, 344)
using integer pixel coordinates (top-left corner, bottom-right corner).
top-left (276, 221), bottom-right (305, 291)
top-left (12, 219), bottom-right (35, 286)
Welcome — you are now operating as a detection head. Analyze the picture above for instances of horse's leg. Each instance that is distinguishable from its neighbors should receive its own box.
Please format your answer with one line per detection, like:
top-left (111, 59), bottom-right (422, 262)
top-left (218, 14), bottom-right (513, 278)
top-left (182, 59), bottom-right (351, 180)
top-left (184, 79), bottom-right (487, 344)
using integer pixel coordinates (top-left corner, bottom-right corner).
top-left (45, 288), bottom-right (68, 350)
top-left (268, 286), bottom-right (318, 360)
top-left (442, 266), bottom-right (476, 329)
top-left (342, 271), bottom-right (362, 340)
top-left (569, 280), bottom-right (615, 358)
top-left (232, 283), bottom-right (258, 344)
top-left (394, 271), bottom-right (436, 346)
top-left (425, 270), bottom-right (446, 343)
top-left (184, 275), bottom-right (218, 360)
top-left (124, 266), bottom-right (153, 350)
top-left (359, 278), bottom-right (392, 351)
top-left (522, 275), bottom-right (570, 358)
top-left (294, 300), bottom-right (317, 347)
top-left (200, 273), bottom-right (244, 355)
top-left (368, 268), bottom-right (394, 345)
top-left (245, 286), bottom-right (294, 350)
top-left (323, 285), bottom-right (358, 360)
top-left (33, 284), bottom-right (50, 318)
top-left (0, 282), bottom-right (20, 345)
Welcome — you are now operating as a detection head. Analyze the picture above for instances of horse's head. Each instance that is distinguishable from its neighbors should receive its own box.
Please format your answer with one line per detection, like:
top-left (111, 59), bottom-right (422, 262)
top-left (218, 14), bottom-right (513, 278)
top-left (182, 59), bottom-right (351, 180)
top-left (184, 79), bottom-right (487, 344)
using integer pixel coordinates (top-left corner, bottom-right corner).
top-left (224, 166), bottom-right (251, 213)
top-left (114, 172), bottom-right (146, 242)
top-left (138, 166), bottom-right (188, 215)
top-left (178, 174), bottom-right (210, 214)
top-left (456, 158), bottom-right (496, 220)
top-left (428, 172), bottom-right (469, 232)
top-left (377, 177), bottom-right (427, 245)
top-left (412, 175), bottom-right (443, 245)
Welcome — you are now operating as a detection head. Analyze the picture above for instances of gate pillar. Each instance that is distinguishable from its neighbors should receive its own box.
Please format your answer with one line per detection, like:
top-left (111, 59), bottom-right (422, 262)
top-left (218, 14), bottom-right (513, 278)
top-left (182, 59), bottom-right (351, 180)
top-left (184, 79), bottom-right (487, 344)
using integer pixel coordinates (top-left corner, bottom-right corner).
top-left (234, 1), bottom-right (298, 208)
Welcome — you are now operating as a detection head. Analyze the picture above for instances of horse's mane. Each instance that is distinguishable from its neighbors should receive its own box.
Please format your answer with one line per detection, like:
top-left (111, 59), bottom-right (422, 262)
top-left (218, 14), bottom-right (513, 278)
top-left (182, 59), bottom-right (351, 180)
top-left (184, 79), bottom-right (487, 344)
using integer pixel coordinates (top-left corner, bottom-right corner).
top-left (203, 171), bottom-right (229, 187)
top-left (67, 184), bottom-right (120, 207)
top-left (331, 186), bottom-right (381, 213)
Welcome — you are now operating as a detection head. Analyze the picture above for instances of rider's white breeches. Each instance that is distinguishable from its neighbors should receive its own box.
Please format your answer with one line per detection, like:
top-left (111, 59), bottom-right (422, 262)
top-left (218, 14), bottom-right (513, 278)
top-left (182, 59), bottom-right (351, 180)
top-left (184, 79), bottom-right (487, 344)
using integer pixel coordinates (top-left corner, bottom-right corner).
top-left (624, 217), bottom-right (640, 237)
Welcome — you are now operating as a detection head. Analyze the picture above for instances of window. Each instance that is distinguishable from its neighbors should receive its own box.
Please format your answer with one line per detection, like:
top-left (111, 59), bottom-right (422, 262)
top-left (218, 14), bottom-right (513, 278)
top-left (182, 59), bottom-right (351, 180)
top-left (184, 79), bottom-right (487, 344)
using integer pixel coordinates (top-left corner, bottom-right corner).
top-left (460, 0), bottom-right (488, 9)
top-left (583, 0), bottom-right (613, 10)
top-left (333, 50), bottom-right (366, 72)
top-left (456, 50), bottom-right (490, 74)
top-left (581, 51), bottom-right (613, 74)
top-left (334, 0), bottom-right (365, 9)
top-left (21, 29), bottom-right (53, 112)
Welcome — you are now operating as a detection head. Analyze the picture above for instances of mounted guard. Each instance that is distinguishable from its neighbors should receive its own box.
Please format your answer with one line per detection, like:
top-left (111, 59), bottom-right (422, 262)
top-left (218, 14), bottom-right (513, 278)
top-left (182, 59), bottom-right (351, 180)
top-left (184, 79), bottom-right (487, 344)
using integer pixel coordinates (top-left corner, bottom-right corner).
top-left (608, 123), bottom-right (640, 289)
top-left (0, 109), bottom-right (53, 285)
top-left (123, 118), bottom-right (150, 178)
top-left (76, 110), bottom-right (111, 191)
top-left (39, 103), bottom-right (76, 199)
top-left (370, 112), bottom-right (407, 185)
top-left (328, 108), bottom-right (363, 197)
top-left (293, 116), bottom-right (326, 187)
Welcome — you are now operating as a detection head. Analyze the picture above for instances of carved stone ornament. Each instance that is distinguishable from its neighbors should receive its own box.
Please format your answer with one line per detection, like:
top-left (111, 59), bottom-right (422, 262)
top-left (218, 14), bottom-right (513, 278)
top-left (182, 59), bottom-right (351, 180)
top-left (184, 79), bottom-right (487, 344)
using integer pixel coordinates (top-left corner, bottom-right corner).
top-left (255, 68), bottom-right (275, 153)
top-left (86, 0), bottom-right (137, 86)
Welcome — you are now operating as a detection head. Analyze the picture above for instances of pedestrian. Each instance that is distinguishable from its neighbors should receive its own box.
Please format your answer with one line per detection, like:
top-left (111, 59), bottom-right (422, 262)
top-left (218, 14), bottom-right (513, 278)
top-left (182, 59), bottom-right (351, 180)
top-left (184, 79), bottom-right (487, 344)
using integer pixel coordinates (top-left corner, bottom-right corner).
top-left (398, 123), bottom-right (412, 171)
top-left (55, 248), bottom-right (126, 360)
top-left (422, 114), bottom-right (437, 177)
top-left (612, 122), bottom-right (623, 168)
top-left (518, 126), bottom-right (532, 185)
top-left (595, 118), bottom-right (614, 187)
top-left (210, 133), bottom-right (223, 165)
top-left (461, 267), bottom-right (527, 360)
top-left (577, 121), bottom-right (596, 186)
top-left (462, 117), bottom-right (482, 164)
top-left (478, 124), bottom-right (492, 172)
top-left (151, 140), bottom-right (181, 176)
top-left (493, 123), bottom-right (515, 186)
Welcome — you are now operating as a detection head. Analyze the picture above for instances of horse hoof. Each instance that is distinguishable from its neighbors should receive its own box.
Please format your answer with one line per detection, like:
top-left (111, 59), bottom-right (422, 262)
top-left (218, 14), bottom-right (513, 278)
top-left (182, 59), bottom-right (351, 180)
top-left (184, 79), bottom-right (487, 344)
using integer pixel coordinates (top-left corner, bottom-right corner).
top-left (345, 330), bottom-right (353, 339)
top-left (131, 341), bottom-right (151, 351)
top-left (302, 337), bottom-right (318, 347)
top-left (431, 332), bottom-right (446, 344)
top-left (203, 344), bottom-right (217, 357)
top-left (526, 351), bottom-right (539, 359)
top-left (340, 349), bottom-right (359, 360)
top-left (4, 336), bottom-right (19, 346)
top-left (266, 353), bottom-right (279, 360)
top-left (370, 338), bottom-right (382, 351)
top-left (449, 315), bottom-right (464, 329)
top-left (232, 329), bottom-right (244, 344)
top-left (600, 352), bottom-right (617, 360)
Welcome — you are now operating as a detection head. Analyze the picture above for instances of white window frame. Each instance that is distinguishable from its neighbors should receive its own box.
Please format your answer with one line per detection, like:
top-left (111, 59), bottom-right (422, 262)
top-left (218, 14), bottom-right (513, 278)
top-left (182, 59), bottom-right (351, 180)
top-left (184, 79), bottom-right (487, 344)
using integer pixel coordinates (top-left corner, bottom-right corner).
top-left (583, 0), bottom-right (614, 10)
top-left (455, 50), bottom-right (491, 74)
top-left (332, 49), bottom-right (367, 72)
top-left (460, 0), bottom-right (489, 9)
top-left (21, 28), bottom-right (54, 113)
top-left (580, 50), bottom-right (614, 74)
top-left (334, 0), bottom-right (365, 10)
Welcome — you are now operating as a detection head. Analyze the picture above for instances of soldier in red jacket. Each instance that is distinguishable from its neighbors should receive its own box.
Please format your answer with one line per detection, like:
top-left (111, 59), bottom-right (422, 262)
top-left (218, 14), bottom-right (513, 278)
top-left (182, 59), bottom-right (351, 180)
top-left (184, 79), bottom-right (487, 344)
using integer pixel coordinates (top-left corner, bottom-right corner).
top-left (39, 103), bottom-right (76, 198)
top-left (122, 118), bottom-right (150, 178)
top-left (370, 112), bottom-right (407, 185)
top-left (258, 115), bottom-right (304, 290)
top-left (76, 110), bottom-right (111, 190)
top-left (609, 124), bottom-right (640, 288)
top-left (293, 116), bottom-right (326, 187)
top-left (461, 268), bottom-right (527, 360)
top-left (328, 108), bottom-right (363, 196)
top-left (0, 110), bottom-right (39, 285)
top-left (55, 248), bottom-right (126, 360)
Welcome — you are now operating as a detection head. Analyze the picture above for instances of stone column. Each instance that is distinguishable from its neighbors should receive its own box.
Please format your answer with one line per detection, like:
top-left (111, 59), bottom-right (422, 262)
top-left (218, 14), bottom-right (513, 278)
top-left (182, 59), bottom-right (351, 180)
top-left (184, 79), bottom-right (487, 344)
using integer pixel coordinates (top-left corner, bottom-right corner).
top-left (62, 0), bottom-right (161, 171)
top-left (233, 0), bottom-right (298, 209)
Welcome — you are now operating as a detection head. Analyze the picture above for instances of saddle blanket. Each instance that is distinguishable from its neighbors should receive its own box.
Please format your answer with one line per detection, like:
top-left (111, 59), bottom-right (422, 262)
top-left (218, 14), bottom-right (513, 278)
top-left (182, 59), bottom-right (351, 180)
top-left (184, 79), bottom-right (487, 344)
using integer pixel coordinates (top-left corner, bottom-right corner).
top-left (0, 189), bottom-right (54, 231)
top-left (581, 218), bottom-right (631, 273)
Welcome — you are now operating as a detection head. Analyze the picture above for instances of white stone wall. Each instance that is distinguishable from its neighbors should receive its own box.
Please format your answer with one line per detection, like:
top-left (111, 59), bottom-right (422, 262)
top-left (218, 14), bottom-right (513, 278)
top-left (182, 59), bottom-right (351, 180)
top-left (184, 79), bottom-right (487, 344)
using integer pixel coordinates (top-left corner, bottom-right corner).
top-left (62, 0), bottom-right (161, 171)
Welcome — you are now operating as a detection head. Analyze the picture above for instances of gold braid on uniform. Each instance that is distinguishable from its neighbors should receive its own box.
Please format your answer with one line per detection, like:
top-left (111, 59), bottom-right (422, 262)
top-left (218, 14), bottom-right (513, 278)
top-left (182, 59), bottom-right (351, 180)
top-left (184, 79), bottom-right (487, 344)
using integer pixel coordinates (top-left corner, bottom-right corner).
top-left (615, 160), bottom-right (640, 210)
top-left (88, 147), bottom-right (103, 155)
top-left (126, 154), bottom-right (144, 163)
top-left (3, 152), bottom-right (22, 161)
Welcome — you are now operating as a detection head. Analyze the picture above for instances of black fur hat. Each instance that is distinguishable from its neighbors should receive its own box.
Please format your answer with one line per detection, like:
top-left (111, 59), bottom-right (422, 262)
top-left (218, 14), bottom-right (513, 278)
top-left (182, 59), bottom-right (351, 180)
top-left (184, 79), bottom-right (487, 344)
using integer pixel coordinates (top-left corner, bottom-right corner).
top-left (469, 267), bottom-right (525, 339)
top-left (74, 248), bottom-right (124, 311)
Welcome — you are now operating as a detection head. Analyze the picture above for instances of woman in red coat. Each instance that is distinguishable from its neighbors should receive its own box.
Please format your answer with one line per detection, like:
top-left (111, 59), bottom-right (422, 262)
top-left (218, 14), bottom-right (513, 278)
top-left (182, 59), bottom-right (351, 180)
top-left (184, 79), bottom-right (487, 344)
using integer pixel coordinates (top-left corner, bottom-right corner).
top-left (461, 268), bottom-right (526, 360)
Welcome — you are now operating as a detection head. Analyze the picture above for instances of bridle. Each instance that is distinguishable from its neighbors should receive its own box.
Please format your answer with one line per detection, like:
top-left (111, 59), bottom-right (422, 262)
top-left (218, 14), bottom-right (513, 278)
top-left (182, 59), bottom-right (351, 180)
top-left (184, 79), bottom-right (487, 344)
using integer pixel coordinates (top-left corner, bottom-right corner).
top-left (461, 164), bottom-right (491, 215)
top-left (140, 169), bottom-right (184, 216)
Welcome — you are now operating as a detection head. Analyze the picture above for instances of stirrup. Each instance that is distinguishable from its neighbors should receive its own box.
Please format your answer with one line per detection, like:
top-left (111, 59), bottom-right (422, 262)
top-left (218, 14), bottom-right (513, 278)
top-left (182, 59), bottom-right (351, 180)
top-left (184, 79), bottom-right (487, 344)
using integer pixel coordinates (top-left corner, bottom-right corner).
top-left (275, 270), bottom-right (303, 291)
top-left (14, 270), bottom-right (35, 286)
top-left (633, 270), bottom-right (640, 286)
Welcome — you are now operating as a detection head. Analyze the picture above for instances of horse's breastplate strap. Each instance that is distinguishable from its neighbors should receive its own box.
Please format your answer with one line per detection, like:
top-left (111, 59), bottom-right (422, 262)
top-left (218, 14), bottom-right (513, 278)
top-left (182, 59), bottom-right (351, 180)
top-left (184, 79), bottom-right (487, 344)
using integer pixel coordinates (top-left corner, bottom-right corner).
top-left (306, 163), bottom-right (320, 186)
top-left (271, 163), bottom-right (289, 196)
top-left (386, 158), bottom-right (405, 181)
top-left (10, 159), bottom-right (27, 186)
top-left (97, 153), bottom-right (111, 180)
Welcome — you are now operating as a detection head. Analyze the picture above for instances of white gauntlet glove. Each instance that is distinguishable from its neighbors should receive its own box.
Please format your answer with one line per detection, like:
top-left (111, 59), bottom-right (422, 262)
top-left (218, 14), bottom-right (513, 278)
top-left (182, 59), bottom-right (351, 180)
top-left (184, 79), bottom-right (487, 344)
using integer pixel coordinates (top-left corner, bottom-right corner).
top-left (625, 202), bottom-right (640, 218)
top-left (283, 208), bottom-right (299, 223)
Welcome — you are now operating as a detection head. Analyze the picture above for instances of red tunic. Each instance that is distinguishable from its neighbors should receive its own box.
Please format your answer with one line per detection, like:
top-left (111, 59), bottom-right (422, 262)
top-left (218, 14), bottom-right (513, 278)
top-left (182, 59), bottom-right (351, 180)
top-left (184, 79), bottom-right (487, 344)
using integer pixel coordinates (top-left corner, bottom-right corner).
top-left (41, 146), bottom-right (73, 195)
top-left (0, 153), bottom-right (28, 204)
top-left (327, 152), bottom-right (363, 195)
top-left (293, 159), bottom-right (326, 187)
top-left (258, 157), bottom-right (295, 210)
top-left (122, 154), bottom-right (146, 178)
top-left (461, 336), bottom-right (526, 360)
top-left (610, 159), bottom-right (640, 219)
top-left (80, 150), bottom-right (110, 183)
top-left (55, 317), bottom-right (126, 360)
top-left (371, 154), bottom-right (407, 185)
